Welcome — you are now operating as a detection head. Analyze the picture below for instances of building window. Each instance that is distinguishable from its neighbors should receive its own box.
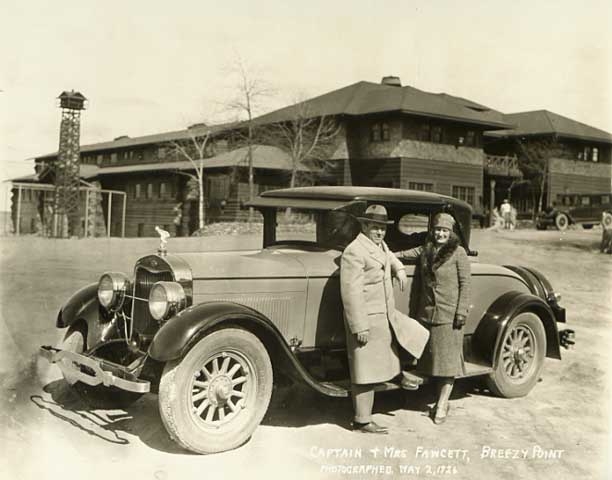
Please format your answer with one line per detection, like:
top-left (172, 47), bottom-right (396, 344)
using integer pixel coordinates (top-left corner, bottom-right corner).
top-left (159, 182), bottom-right (167, 197)
top-left (135, 183), bottom-right (142, 199)
top-left (452, 185), bottom-right (475, 206)
top-left (158, 147), bottom-right (166, 159)
top-left (370, 122), bottom-right (390, 142)
top-left (111, 153), bottom-right (118, 164)
top-left (381, 122), bottom-right (390, 141)
top-left (431, 126), bottom-right (443, 143)
top-left (408, 181), bottom-right (433, 192)
top-left (146, 183), bottom-right (154, 199)
top-left (582, 146), bottom-right (591, 162)
top-left (592, 147), bottom-right (599, 162)
top-left (465, 131), bottom-right (475, 146)
top-left (418, 123), bottom-right (430, 142)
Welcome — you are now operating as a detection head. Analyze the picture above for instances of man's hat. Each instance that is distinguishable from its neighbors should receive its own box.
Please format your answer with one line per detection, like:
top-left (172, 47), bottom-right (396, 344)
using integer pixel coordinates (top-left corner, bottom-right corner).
top-left (357, 204), bottom-right (394, 225)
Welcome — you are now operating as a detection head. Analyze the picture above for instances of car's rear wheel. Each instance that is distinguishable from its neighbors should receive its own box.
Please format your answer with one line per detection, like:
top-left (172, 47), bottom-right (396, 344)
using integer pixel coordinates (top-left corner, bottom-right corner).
top-left (158, 328), bottom-right (273, 454)
top-left (602, 212), bottom-right (612, 229)
top-left (60, 326), bottom-right (143, 408)
top-left (486, 312), bottom-right (546, 398)
top-left (554, 213), bottom-right (569, 231)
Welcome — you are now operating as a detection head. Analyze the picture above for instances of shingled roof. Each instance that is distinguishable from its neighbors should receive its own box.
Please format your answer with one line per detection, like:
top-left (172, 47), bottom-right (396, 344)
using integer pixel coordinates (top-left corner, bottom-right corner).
top-left (35, 122), bottom-right (236, 160)
top-left (95, 145), bottom-right (311, 176)
top-left (252, 81), bottom-right (510, 129)
top-left (485, 110), bottom-right (612, 144)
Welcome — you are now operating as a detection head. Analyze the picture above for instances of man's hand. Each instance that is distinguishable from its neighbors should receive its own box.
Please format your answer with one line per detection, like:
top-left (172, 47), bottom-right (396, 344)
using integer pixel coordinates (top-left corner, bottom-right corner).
top-left (453, 314), bottom-right (466, 329)
top-left (395, 269), bottom-right (407, 291)
top-left (356, 330), bottom-right (370, 346)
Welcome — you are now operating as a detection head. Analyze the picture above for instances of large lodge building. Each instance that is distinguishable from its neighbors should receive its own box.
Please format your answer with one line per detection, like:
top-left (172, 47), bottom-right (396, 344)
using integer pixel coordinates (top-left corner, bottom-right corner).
top-left (10, 77), bottom-right (612, 236)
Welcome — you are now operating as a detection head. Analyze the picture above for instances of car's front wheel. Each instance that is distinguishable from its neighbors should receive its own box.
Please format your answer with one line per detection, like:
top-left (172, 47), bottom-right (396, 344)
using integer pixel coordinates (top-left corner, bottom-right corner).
top-left (158, 327), bottom-right (273, 454)
top-left (555, 213), bottom-right (569, 231)
top-left (486, 312), bottom-right (546, 398)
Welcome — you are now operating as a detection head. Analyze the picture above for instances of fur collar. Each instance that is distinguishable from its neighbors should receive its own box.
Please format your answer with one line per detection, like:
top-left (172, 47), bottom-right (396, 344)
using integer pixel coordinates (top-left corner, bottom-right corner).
top-left (420, 233), bottom-right (460, 283)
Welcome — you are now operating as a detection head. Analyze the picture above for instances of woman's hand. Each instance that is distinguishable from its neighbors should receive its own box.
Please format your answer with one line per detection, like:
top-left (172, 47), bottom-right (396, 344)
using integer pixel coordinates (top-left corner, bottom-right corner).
top-left (356, 330), bottom-right (370, 346)
top-left (453, 314), bottom-right (466, 329)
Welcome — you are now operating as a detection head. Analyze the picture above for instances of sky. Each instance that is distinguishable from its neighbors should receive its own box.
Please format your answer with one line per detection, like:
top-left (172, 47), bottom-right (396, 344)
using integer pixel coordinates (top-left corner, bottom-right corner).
top-left (1, 0), bottom-right (611, 211)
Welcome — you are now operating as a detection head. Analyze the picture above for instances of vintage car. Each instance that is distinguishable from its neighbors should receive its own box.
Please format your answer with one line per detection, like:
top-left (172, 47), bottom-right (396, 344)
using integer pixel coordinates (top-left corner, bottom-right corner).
top-left (536, 192), bottom-right (612, 230)
top-left (40, 186), bottom-right (574, 454)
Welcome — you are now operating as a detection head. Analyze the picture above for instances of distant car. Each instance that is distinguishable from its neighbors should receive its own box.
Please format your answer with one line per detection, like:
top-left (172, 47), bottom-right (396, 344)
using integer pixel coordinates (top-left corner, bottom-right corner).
top-left (40, 186), bottom-right (574, 454)
top-left (536, 192), bottom-right (612, 230)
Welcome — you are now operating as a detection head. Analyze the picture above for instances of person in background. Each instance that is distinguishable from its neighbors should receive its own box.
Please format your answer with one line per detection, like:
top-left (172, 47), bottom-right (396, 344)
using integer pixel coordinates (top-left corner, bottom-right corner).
top-left (340, 204), bottom-right (420, 434)
top-left (396, 213), bottom-right (471, 424)
top-left (500, 199), bottom-right (512, 230)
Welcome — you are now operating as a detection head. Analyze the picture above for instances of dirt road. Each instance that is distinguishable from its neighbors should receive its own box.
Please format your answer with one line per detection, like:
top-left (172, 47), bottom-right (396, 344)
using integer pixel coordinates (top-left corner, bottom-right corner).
top-left (1, 229), bottom-right (610, 479)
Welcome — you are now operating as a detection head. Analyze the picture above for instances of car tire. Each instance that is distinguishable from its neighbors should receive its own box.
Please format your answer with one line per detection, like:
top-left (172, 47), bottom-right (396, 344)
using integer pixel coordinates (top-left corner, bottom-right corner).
top-left (602, 212), bottom-right (612, 229)
top-left (158, 327), bottom-right (273, 454)
top-left (61, 327), bottom-right (143, 408)
top-left (554, 213), bottom-right (569, 231)
top-left (486, 312), bottom-right (546, 398)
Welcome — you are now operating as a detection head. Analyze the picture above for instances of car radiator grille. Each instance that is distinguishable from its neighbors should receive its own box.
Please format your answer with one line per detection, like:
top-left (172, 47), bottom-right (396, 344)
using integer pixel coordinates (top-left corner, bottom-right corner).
top-left (132, 267), bottom-right (174, 334)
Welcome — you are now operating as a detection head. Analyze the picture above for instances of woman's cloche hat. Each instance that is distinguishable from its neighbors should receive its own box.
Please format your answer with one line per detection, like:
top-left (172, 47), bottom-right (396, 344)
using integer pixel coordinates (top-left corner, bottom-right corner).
top-left (357, 204), bottom-right (394, 225)
top-left (432, 212), bottom-right (455, 230)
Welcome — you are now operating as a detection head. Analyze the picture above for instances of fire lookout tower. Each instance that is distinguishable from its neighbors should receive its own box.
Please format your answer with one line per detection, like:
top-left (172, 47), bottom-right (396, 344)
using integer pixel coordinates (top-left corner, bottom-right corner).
top-left (54, 90), bottom-right (87, 237)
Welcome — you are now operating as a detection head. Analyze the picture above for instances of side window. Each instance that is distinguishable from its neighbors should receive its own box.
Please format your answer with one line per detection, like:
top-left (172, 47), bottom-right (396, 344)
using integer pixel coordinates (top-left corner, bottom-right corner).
top-left (580, 196), bottom-right (590, 206)
top-left (602, 195), bottom-right (610, 205)
top-left (397, 213), bottom-right (430, 235)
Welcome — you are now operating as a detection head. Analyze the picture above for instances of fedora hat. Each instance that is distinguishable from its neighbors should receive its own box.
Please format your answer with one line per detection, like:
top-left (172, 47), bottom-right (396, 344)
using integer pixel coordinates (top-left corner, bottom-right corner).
top-left (357, 204), bottom-right (394, 225)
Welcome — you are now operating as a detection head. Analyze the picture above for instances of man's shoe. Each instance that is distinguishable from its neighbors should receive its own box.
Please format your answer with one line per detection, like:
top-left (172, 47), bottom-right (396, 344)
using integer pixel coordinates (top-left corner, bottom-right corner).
top-left (352, 421), bottom-right (389, 434)
top-left (400, 371), bottom-right (423, 390)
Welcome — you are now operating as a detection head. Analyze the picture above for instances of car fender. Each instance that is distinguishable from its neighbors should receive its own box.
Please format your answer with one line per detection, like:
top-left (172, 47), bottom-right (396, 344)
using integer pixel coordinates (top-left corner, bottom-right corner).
top-left (472, 291), bottom-right (561, 367)
top-left (56, 283), bottom-right (100, 329)
top-left (148, 301), bottom-right (349, 397)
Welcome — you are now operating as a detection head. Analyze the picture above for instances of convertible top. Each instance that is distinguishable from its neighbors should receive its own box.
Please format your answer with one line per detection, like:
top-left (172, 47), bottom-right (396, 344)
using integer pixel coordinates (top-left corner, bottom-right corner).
top-left (247, 186), bottom-right (474, 246)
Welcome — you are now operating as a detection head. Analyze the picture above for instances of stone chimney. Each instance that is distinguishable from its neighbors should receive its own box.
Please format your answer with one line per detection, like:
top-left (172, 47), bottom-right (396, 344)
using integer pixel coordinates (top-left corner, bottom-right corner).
top-left (381, 76), bottom-right (402, 87)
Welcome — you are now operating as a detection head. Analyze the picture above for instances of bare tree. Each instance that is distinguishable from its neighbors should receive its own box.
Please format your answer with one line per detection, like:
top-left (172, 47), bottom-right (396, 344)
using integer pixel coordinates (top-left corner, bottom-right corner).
top-left (223, 55), bottom-right (273, 222)
top-left (514, 137), bottom-right (563, 218)
top-left (261, 98), bottom-right (341, 190)
top-left (166, 126), bottom-right (211, 231)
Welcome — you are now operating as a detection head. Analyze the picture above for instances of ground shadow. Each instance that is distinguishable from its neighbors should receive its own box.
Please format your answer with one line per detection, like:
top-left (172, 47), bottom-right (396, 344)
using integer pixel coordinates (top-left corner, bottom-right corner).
top-left (262, 375), bottom-right (486, 430)
top-left (37, 380), bottom-right (186, 454)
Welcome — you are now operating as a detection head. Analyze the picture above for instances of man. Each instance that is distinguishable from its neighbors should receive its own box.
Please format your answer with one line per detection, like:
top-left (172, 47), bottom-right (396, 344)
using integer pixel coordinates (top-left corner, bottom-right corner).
top-left (500, 199), bottom-right (512, 230)
top-left (340, 204), bottom-right (421, 434)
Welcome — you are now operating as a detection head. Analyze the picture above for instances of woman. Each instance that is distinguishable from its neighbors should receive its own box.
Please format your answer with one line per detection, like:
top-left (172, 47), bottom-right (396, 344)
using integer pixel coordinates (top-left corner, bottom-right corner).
top-left (396, 212), bottom-right (471, 424)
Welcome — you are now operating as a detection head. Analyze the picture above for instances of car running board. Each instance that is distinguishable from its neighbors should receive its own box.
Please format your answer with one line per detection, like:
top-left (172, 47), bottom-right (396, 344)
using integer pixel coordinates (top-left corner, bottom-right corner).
top-left (320, 361), bottom-right (493, 395)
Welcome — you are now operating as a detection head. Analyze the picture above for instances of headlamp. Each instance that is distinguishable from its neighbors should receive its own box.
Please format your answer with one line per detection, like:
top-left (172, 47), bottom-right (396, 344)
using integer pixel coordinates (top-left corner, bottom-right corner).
top-left (97, 272), bottom-right (129, 310)
top-left (149, 281), bottom-right (186, 321)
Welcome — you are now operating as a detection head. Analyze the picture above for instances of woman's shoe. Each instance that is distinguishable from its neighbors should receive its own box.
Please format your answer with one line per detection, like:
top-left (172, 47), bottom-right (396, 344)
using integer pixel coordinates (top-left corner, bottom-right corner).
top-left (433, 403), bottom-right (449, 425)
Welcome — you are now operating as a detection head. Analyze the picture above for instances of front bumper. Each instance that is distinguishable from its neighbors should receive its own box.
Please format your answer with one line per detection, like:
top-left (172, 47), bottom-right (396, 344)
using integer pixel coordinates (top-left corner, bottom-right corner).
top-left (40, 345), bottom-right (151, 393)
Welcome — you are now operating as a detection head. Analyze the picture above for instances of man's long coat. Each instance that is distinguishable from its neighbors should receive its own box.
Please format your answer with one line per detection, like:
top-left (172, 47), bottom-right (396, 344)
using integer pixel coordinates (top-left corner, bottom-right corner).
top-left (340, 233), bottom-right (407, 384)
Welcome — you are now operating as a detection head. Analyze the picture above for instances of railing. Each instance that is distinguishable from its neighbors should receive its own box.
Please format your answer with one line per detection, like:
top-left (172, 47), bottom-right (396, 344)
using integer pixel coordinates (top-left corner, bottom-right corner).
top-left (485, 155), bottom-right (522, 177)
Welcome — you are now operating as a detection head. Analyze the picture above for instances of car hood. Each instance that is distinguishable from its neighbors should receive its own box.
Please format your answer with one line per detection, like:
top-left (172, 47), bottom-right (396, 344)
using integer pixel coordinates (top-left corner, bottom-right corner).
top-left (176, 249), bottom-right (310, 279)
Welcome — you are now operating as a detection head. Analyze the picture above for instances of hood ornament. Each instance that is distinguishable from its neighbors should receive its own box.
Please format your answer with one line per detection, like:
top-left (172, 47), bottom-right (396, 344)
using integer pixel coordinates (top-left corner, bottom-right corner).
top-left (155, 225), bottom-right (170, 256)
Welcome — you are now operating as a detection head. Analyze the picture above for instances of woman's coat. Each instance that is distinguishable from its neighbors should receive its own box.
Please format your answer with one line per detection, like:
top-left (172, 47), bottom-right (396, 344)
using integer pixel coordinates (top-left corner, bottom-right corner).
top-left (402, 235), bottom-right (471, 325)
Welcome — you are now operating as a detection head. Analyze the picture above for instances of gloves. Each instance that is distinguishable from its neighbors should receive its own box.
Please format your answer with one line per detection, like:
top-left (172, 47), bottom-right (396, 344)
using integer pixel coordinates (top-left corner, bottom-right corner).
top-left (453, 314), bottom-right (466, 329)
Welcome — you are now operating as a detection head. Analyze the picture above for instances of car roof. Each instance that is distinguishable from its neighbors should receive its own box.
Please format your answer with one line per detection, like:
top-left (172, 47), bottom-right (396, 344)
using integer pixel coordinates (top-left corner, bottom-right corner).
top-left (252, 186), bottom-right (471, 211)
